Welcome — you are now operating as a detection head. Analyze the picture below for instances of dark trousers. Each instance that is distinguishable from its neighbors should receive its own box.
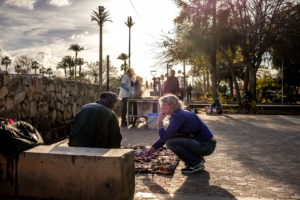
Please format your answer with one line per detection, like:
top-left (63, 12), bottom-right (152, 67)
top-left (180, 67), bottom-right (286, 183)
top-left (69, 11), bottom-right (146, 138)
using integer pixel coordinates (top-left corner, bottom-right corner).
top-left (166, 138), bottom-right (216, 166)
top-left (187, 92), bottom-right (192, 101)
top-left (122, 98), bottom-right (128, 123)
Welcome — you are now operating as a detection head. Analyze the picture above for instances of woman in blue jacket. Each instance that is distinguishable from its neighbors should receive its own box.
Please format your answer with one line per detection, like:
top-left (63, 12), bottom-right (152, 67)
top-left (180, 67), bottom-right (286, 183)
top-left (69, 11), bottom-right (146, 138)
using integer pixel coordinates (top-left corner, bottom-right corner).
top-left (145, 94), bottom-right (216, 173)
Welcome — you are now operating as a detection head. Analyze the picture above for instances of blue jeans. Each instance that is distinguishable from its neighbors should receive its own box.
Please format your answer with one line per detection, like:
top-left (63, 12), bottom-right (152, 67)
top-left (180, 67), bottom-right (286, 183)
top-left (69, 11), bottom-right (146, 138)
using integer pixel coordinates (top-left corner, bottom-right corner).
top-left (166, 138), bottom-right (216, 166)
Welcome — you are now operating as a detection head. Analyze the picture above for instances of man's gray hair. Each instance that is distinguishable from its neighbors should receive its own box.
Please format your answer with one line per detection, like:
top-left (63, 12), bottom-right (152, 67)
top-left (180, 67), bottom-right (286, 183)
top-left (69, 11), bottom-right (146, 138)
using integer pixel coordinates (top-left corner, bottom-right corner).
top-left (159, 94), bottom-right (182, 115)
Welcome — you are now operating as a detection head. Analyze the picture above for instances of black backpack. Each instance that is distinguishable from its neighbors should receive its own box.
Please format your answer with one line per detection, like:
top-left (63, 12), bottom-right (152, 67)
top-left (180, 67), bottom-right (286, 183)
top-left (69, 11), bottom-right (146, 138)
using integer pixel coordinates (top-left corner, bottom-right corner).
top-left (0, 119), bottom-right (44, 153)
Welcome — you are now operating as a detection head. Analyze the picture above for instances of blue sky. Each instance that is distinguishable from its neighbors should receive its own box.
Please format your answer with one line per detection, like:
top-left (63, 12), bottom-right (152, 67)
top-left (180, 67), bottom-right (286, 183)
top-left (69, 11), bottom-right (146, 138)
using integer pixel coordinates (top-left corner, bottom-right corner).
top-left (0, 0), bottom-right (186, 80)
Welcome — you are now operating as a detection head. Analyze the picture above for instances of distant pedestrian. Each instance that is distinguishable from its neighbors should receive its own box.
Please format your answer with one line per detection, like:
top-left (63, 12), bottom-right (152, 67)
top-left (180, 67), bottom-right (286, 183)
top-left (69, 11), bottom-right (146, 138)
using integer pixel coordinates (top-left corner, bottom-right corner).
top-left (146, 80), bottom-right (149, 89)
top-left (179, 86), bottom-right (184, 100)
top-left (186, 84), bottom-right (193, 101)
top-left (164, 70), bottom-right (179, 96)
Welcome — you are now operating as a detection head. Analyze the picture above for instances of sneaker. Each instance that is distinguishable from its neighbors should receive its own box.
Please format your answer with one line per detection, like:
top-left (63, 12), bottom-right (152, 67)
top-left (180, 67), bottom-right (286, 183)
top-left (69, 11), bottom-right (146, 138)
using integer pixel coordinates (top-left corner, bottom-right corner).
top-left (181, 164), bottom-right (191, 171)
top-left (182, 162), bottom-right (205, 173)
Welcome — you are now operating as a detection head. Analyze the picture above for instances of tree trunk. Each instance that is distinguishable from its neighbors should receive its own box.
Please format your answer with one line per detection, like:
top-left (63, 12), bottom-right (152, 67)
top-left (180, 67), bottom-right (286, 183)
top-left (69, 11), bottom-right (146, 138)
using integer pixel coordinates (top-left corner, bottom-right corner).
top-left (64, 69), bottom-right (67, 78)
top-left (6, 64), bottom-right (8, 71)
top-left (249, 67), bottom-right (257, 100)
top-left (211, 0), bottom-right (218, 99)
top-left (35, 68), bottom-right (37, 74)
top-left (206, 71), bottom-right (210, 92)
top-left (219, 49), bottom-right (241, 102)
top-left (75, 52), bottom-right (77, 81)
top-left (99, 25), bottom-right (103, 86)
top-left (244, 65), bottom-right (250, 90)
top-left (79, 65), bottom-right (81, 76)
top-left (203, 70), bottom-right (206, 94)
top-left (129, 27), bottom-right (131, 68)
top-left (229, 79), bottom-right (233, 98)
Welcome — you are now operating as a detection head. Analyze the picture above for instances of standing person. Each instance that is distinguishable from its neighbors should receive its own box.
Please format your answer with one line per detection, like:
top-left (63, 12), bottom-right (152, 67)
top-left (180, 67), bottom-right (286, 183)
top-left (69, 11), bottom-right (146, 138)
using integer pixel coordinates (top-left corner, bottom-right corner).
top-left (145, 94), bottom-right (216, 173)
top-left (119, 68), bottom-right (134, 126)
top-left (69, 92), bottom-right (122, 148)
top-left (179, 86), bottom-right (184, 100)
top-left (164, 70), bottom-right (180, 96)
top-left (186, 84), bottom-right (193, 101)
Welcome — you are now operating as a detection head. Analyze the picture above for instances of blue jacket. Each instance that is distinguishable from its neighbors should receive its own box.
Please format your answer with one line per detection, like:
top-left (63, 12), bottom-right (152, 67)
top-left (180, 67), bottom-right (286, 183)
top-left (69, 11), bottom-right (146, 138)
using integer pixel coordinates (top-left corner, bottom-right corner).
top-left (152, 109), bottom-right (213, 150)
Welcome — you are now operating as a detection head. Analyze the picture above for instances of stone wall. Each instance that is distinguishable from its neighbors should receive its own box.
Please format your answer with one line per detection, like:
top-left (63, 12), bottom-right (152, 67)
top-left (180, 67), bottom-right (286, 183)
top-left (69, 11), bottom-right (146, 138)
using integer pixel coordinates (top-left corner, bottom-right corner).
top-left (0, 71), bottom-right (121, 143)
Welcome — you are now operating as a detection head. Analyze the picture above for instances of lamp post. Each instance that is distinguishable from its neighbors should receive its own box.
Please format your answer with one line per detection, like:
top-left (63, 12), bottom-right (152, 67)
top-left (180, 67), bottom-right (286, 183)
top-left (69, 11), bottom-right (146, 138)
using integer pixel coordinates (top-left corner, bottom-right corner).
top-left (281, 61), bottom-right (283, 104)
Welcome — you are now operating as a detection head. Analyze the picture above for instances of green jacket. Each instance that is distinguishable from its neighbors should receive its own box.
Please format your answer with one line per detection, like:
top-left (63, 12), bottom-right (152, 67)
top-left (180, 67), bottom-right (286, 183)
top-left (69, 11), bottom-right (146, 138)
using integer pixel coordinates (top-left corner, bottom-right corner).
top-left (69, 103), bottom-right (122, 148)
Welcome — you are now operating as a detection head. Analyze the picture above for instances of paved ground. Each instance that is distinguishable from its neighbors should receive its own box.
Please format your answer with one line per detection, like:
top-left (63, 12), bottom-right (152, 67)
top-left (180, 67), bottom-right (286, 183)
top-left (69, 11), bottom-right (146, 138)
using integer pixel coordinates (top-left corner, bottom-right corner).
top-left (120, 115), bottom-right (300, 200)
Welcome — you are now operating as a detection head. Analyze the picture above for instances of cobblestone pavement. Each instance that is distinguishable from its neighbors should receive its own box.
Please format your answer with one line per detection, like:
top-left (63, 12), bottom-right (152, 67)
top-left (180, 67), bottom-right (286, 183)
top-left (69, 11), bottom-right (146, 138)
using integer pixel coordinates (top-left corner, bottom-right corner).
top-left (120, 115), bottom-right (300, 200)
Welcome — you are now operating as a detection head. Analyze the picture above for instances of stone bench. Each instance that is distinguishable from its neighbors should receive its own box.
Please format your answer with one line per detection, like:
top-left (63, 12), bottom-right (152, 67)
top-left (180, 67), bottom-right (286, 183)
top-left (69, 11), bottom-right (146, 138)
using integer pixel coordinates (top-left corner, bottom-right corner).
top-left (0, 145), bottom-right (135, 200)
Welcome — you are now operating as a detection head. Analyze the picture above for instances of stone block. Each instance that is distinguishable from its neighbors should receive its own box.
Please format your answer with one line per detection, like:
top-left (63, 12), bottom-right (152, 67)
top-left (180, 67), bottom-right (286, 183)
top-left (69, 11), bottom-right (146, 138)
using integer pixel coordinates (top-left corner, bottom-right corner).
top-left (61, 103), bottom-right (65, 112)
top-left (42, 94), bottom-right (51, 103)
top-left (56, 93), bottom-right (62, 102)
top-left (21, 76), bottom-right (29, 86)
top-left (57, 110), bottom-right (62, 122)
top-left (49, 84), bottom-right (54, 92)
top-left (63, 105), bottom-right (72, 120)
top-left (21, 103), bottom-right (29, 118)
top-left (0, 99), bottom-right (6, 113)
top-left (51, 110), bottom-right (56, 123)
top-left (29, 78), bottom-right (35, 92)
top-left (0, 146), bottom-right (135, 200)
top-left (25, 87), bottom-right (33, 101)
top-left (72, 102), bottom-right (77, 117)
top-left (68, 96), bottom-right (74, 105)
top-left (6, 97), bottom-right (14, 110)
top-left (33, 91), bottom-right (41, 101)
top-left (29, 101), bottom-right (37, 118)
top-left (55, 83), bottom-right (62, 93)
top-left (0, 71), bottom-right (13, 86)
top-left (35, 77), bottom-right (43, 93)
top-left (49, 99), bottom-right (55, 110)
top-left (65, 93), bottom-right (69, 98)
top-left (46, 85), bottom-right (50, 93)
top-left (8, 77), bottom-right (23, 96)
top-left (56, 102), bottom-right (62, 110)
top-left (44, 104), bottom-right (49, 116)
top-left (13, 90), bottom-right (27, 106)
top-left (42, 76), bottom-right (48, 84)
top-left (66, 84), bottom-right (71, 93)
top-left (62, 87), bottom-right (66, 98)
top-left (0, 86), bottom-right (8, 99)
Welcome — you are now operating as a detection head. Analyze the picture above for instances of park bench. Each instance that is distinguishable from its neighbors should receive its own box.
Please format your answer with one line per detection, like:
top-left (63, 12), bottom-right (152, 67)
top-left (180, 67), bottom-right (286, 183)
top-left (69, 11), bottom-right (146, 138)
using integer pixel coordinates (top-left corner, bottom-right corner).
top-left (256, 104), bottom-right (300, 114)
top-left (0, 143), bottom-right (135, 200)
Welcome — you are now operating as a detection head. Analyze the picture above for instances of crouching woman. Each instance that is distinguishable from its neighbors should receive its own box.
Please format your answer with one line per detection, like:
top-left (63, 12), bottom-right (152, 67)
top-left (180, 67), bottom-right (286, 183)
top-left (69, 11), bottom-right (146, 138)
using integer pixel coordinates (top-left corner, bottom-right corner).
top-left (145, 94), bottom-right (216, 173)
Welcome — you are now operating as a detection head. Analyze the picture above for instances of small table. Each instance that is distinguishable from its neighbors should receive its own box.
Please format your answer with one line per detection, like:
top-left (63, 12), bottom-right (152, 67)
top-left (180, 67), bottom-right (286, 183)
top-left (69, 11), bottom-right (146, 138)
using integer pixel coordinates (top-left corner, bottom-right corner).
top-left (126, 99), bottom-right (161, 127)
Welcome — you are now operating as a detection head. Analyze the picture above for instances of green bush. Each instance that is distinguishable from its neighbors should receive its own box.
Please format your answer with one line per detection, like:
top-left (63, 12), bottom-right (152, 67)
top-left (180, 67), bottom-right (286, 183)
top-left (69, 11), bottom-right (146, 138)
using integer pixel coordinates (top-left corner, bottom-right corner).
top-left (221, 94), bottom-right (230, 100)
top-left (205, 92), bottom-right (212, 98)
top-left (231, 96), bottom-right (237, 102)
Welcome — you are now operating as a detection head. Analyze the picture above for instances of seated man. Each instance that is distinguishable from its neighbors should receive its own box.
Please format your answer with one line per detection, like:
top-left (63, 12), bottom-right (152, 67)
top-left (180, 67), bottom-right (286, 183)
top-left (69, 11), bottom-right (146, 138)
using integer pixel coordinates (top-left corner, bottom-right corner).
top-left (210, 98), bottom-right (222, 115)
top-left (68, 92), bottom-right (122, 148)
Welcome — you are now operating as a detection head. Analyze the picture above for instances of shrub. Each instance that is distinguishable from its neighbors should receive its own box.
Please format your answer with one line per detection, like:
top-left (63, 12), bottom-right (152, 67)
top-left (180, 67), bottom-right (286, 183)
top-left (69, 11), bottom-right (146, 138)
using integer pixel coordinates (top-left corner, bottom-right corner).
top-left (231, 96), bottom-right (237, 102)
top-left (205, 92), bottom-right (212, 98)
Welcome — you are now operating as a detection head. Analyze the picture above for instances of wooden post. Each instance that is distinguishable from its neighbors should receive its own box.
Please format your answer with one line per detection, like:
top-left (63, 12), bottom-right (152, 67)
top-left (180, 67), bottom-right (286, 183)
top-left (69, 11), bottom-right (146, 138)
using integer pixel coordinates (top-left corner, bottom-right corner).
top-left (107, 55), bottom-right (109, 91)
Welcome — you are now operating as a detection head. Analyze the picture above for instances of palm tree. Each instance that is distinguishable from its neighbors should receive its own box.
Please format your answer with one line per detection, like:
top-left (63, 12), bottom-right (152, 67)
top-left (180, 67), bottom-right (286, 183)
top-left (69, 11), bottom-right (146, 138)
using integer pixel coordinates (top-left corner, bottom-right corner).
top-left (68, 44), bottom-right (84, 81)
top-left (31, 60), bottom-right (39, 74)
top-left (56, 61), bottom-right (68, 78)
top-left (76, 58), bottom-right (84, 76)
top-left (91, 6), bottom-right (112, 85)
top-left (125, 16), bottom-right (135, 68)
top-left (14, 64), bottom-right (22, 74)
top-left (63, 56), bottom-right (75, 80)
top-left (39, 67), bottom-right (46, 76)
top-left (117, 53), bottom-right (128, 75)
top-left (46, 68), bottom-right (53, 78)
top-left (1, 56), bottom-right (12, 71)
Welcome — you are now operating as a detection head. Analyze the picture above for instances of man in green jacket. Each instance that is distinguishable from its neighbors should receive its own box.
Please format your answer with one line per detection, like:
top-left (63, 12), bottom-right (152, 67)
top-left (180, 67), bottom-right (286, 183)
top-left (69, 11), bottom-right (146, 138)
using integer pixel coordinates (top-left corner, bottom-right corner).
top-left (68, 92), bottom-right (122, 148)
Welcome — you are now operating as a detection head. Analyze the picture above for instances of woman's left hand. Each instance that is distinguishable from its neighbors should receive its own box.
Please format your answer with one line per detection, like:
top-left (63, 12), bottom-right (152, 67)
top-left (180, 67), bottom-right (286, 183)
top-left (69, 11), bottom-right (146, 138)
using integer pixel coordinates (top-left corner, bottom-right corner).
top-left (158, 112), bottom-right (167, 121)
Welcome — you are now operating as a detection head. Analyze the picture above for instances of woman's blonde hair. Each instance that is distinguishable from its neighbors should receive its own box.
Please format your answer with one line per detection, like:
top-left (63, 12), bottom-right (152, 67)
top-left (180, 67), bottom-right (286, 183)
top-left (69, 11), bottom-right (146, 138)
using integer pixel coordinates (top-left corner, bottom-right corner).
top-left (159, 94), bottom-right (182, 115)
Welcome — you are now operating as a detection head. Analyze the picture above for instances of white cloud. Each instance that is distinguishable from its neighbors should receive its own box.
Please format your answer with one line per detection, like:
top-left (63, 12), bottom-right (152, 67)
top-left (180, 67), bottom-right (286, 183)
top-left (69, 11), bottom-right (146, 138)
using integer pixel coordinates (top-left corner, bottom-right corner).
top-left (70, 31), bottom-right (89, 39)
top-left (47, 0), bottom-right (73, 7)
top-left (4, 0), bottom-right (38, 10)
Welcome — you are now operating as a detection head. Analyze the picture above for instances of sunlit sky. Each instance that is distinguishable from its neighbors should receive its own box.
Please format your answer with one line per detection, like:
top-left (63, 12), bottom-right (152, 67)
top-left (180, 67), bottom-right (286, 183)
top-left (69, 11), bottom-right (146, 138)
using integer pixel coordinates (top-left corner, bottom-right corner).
top-left (0, 0), bottom-right (192, 82)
